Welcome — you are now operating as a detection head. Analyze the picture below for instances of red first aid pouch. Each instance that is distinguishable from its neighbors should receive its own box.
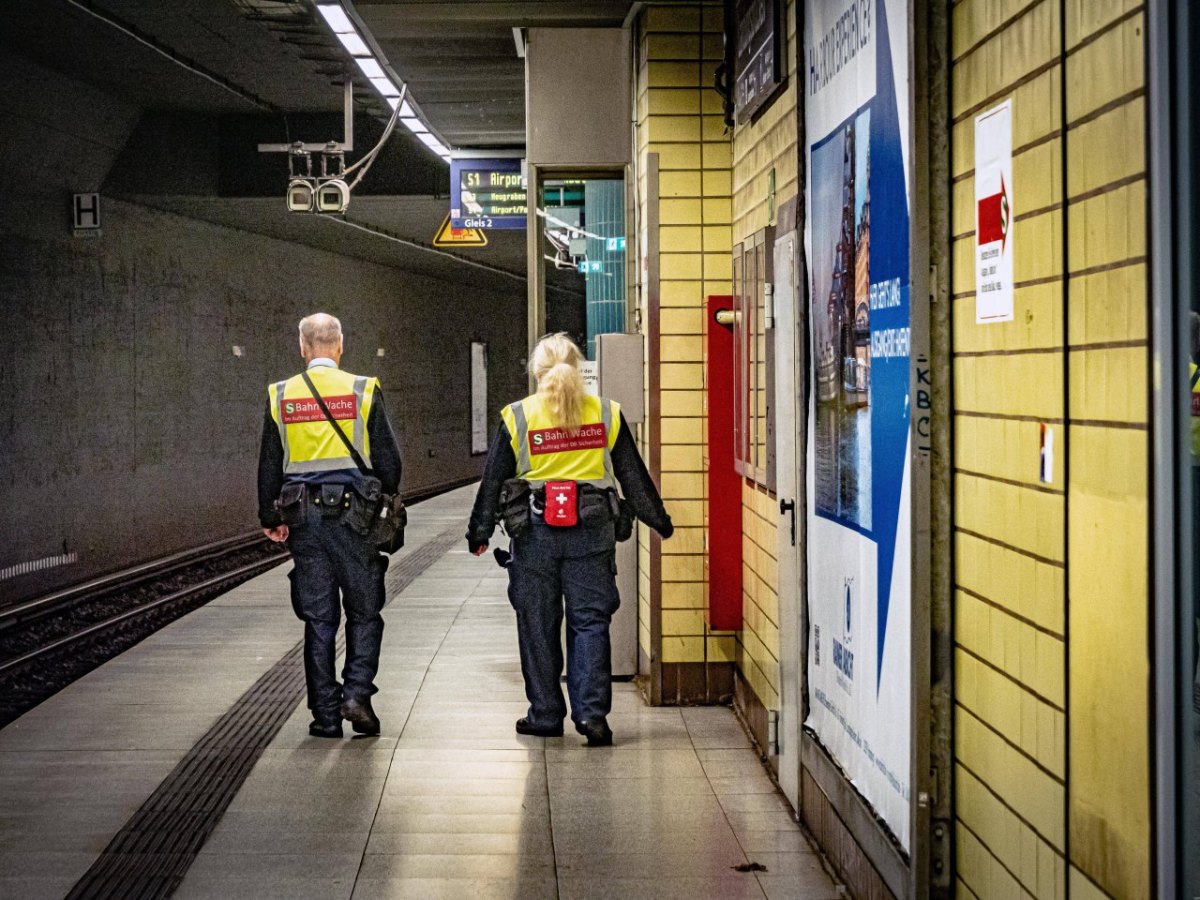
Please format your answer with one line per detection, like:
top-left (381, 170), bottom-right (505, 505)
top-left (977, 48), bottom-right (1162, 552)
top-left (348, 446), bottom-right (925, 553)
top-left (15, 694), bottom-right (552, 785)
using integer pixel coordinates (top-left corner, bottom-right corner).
top-left (543, 481), bottom-right (578, 527)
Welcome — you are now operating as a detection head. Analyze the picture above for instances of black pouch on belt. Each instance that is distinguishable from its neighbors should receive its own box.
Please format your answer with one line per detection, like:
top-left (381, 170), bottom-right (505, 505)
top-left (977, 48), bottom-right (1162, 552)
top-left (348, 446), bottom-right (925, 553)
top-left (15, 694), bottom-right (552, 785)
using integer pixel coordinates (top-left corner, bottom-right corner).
top-left (578, 487), bottom-right (612, 526)
top-left (275, 483), bottom-right (307, 528)
top-left (499, 478), bottom-right (532, 537)
top-left (345, 476), bottom-right (383, 534)
top-left (606, 488), bottom-right (635, 542)
top-left (368, 494), bottom-right (406, 553)
top-left (318, 483), bottom-right (347, 517)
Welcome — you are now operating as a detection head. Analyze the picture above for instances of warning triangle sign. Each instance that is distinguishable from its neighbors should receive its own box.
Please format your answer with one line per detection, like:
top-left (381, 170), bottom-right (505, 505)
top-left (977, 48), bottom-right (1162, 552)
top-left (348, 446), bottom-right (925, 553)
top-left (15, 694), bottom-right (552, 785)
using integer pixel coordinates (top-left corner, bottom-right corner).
top-left (433, 215), bottom-right (488, 248)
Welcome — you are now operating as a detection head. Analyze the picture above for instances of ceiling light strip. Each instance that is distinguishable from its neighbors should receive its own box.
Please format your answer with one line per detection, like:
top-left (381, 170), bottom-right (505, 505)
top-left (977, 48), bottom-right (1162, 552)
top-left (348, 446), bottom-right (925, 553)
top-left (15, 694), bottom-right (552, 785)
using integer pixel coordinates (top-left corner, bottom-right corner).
top-left (314, 2), bottom-right (452, 161)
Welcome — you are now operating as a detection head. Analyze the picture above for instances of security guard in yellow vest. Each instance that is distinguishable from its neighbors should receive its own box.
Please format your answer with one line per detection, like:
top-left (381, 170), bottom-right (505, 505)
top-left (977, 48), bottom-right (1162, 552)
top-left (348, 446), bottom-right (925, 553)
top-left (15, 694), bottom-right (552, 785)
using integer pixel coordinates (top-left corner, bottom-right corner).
top-left (467, 334), bottom-right (672, 746)
top-left (258, 313), bottom-right (401, 739)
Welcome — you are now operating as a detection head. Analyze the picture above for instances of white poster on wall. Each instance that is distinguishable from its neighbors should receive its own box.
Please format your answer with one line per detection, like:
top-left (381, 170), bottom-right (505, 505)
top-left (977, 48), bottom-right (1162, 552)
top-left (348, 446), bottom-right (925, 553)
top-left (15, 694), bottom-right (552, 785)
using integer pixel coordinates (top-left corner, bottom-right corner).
top-left (975, 100), bottom-right (1014, 323)
top-left (803, 0), bottom-right (913, 851)
top-left (470, 342), bottom-right (489, 454)
top-left (579, 360), bottom-right (599, 396)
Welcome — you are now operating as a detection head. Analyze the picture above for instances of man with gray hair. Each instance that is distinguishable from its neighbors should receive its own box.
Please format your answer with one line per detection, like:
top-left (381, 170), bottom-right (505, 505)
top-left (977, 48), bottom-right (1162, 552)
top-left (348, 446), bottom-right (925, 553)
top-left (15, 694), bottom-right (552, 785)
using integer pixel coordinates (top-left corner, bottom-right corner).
top-left (257, 312), bottom-right (402, 738)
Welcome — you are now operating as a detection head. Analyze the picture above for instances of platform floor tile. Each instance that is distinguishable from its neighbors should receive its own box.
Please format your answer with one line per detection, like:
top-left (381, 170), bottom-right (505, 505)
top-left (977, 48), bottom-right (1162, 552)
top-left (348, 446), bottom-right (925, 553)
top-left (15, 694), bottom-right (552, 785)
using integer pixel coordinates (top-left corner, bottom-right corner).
top-left (2, 486), bottom-right (841, 899)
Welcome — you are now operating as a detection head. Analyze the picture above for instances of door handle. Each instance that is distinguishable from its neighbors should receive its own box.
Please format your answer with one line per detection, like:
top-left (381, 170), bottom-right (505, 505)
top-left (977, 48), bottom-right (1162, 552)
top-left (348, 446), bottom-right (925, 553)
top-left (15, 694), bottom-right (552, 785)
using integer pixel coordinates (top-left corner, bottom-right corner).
top-left (780, 498), bottom-right (796, 547)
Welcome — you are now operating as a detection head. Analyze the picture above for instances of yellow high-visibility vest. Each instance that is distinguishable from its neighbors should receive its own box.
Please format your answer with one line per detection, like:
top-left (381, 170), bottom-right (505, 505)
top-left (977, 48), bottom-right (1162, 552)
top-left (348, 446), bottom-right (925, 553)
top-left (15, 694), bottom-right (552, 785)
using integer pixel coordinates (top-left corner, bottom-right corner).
top-left (268, 365), bottom-right (378, 475)
top-left (501, 393), bottom-right (620, 488)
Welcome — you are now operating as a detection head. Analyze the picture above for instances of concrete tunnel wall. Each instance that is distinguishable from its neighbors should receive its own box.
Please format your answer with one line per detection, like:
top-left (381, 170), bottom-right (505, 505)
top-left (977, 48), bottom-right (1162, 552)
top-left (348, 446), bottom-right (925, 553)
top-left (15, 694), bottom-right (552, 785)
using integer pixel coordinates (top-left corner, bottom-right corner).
top-left (0, 53), bottom-right (527, 603)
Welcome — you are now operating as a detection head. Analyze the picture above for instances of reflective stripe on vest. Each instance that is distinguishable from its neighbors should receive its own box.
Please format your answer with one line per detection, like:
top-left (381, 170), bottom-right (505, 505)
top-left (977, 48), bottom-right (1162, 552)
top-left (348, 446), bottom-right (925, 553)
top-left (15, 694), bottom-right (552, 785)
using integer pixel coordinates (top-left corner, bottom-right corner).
top-left (511, 400), bottom-right (532, 475)
top-left (269, 369), bottom-right (375, 475)
top-left (505, 394), bottom-right (618, 489)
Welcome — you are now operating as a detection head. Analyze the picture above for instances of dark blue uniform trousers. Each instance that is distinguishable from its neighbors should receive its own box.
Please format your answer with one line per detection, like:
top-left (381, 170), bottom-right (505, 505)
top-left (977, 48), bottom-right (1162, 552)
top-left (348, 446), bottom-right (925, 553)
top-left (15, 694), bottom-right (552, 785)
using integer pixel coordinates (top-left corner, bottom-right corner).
top-left (287, 504), bottom-right (388, 720)
top-left (508, 520), bottom-right (620, 729)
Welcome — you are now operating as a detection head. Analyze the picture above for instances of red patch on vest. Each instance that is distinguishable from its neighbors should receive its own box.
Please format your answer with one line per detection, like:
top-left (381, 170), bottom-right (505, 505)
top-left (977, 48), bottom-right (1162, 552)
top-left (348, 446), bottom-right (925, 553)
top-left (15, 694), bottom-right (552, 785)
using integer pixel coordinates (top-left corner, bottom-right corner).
top-left (1192, 393), bottom-right (1200, 417)
top-left (281, 394), bottom-right (357, 424)
top-left (528, 423), bottom-right (607, 455)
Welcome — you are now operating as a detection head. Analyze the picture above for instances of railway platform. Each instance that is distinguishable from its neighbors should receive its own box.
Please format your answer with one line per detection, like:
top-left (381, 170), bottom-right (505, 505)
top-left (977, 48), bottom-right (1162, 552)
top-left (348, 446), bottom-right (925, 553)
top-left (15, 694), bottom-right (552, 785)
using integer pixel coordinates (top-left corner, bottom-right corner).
top-left (0, 486), bottom-right (838, 900)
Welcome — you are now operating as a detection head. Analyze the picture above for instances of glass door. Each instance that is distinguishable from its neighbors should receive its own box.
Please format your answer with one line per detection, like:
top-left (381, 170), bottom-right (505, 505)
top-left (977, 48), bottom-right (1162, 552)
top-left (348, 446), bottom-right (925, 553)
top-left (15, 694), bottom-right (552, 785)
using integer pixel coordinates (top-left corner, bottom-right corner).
top-left (537, 176), bottom-right (627, 358)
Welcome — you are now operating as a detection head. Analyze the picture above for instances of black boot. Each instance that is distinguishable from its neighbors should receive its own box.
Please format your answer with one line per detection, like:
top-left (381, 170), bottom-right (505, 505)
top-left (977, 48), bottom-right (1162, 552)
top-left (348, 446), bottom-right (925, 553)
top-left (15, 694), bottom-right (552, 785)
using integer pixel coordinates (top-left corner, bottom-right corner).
top-left (308, 718), bottom-right (343, 739)
top-left (515, 717), bottom-right (563, 737)
top-left (576, 719), bottom-right (613, 747)
top-left (340, 697), bottom-right (381, 736)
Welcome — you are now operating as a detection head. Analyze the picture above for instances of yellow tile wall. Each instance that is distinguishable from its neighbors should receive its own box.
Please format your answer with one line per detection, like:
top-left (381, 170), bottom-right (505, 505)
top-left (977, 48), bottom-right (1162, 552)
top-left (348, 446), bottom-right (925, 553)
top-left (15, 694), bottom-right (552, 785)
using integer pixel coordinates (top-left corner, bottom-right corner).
top-left (726, 0), bottom-right (798, 715)
top-left (951, 3), bottom-right (1150, 898)
top-left (634, 2), bottom-right (732, 670)
top-left (740, 481), bottom-right (780, 707)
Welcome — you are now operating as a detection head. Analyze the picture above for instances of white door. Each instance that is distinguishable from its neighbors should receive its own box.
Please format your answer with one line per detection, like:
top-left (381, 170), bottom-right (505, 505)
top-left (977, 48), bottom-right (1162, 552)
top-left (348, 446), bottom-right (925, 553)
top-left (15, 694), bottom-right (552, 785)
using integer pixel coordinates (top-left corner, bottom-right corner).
top-left (773, 230), bottom-right (804, 808)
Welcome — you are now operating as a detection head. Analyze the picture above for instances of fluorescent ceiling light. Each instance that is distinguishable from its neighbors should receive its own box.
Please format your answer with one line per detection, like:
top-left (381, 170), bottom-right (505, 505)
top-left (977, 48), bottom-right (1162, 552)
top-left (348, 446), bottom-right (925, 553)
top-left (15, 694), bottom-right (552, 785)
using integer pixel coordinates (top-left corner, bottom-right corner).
top-left (336, 30), bottom-right (370, 56)
top-left (370, 76), bottom-right (400, 97)
top-left (354, 56), bottom-right (385, 80)
top-left (386, 98), bottom-right (417, 116)
top-left (401, 117), bottom-right (428, 134)
top-left (418, 133), bottom-right (448, 155)
top-left (315, 4), bottom-right (354, 33)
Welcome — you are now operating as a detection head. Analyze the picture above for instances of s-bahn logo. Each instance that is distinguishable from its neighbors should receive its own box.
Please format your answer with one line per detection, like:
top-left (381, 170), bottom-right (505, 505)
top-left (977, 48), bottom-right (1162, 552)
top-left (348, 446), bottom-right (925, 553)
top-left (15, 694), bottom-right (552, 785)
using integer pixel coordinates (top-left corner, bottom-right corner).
top-left (833, 577), bottom-right (855, 690)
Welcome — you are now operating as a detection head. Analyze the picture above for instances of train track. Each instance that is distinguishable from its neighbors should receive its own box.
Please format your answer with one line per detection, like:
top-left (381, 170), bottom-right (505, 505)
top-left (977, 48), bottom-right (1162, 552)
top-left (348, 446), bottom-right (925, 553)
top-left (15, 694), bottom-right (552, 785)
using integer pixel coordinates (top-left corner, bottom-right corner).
top-left (0, 534), bottom-right (289, 728)
top-left (0, 476), bottom-right (479, 730)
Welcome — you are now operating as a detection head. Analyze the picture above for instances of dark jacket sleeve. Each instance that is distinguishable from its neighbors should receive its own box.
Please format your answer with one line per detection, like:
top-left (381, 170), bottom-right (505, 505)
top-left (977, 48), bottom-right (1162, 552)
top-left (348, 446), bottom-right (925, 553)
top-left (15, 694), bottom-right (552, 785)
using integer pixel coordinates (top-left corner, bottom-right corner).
top-left (257, 402), bottom-right (284, 528)
top-left (611, 412), bottom-right (673, 538)
top-left (466, 422), bottom-right (517, 551)
top-left (368, 387), bottom-right (402, 495)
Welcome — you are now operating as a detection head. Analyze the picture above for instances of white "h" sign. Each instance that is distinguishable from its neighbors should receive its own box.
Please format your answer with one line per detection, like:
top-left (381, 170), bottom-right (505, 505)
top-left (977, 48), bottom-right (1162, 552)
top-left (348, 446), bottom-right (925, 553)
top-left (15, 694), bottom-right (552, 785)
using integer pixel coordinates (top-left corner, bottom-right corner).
top-left (73, 193), bottom-right (101, 231)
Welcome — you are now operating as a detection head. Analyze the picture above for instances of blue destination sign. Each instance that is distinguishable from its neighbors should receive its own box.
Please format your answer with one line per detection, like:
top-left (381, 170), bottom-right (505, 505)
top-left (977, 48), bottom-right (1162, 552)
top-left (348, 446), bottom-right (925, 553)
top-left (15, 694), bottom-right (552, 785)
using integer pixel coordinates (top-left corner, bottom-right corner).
top-left (450, 158), bottom-right (527, 229)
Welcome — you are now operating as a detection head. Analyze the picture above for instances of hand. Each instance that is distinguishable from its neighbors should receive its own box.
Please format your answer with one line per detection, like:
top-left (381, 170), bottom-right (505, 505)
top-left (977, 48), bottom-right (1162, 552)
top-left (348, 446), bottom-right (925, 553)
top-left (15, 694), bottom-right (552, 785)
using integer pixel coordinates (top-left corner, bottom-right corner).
top-left (263, 525), bottom-right (289, 543)
top-left (472, 542), bottom-right (489, 557)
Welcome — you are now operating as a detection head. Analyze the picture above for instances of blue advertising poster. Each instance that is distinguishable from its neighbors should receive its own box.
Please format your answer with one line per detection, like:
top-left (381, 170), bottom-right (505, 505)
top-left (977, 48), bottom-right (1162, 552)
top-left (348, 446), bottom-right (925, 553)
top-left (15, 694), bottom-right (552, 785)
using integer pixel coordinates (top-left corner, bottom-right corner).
top-left (803, 0), bottom-right (912, 850)
top-left (449, 158), bottom-right (527, 229)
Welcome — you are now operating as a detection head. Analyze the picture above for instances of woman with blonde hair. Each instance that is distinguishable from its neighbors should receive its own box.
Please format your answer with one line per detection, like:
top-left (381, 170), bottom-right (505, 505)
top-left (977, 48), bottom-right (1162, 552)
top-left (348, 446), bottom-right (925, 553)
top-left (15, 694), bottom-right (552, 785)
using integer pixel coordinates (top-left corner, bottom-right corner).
top-left (467, 333), bottom-right (672, 746)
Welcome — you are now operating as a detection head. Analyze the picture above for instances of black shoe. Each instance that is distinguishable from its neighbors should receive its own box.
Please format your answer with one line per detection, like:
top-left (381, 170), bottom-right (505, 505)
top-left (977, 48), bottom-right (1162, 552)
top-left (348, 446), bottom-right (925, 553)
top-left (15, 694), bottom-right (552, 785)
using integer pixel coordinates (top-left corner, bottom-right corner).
top-left (308, 718), bottom-right (343, 739)
top-left (577, 719), bottom-right (613, 747)
top-left (340, 697), bottom-right (381, 736)
top-left (515, 717), bottom-right (563, 737)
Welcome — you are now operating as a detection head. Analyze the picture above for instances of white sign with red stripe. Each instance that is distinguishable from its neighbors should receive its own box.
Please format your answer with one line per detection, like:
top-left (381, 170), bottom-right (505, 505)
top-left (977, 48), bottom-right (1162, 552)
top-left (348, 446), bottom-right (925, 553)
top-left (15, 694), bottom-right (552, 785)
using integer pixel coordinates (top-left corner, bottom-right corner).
top-left (529, 424), bottom-right (606, 455)
top-left (975, 99), bottom-right (1014, 324)
top-left (281, 395), bottom-right (357, 424)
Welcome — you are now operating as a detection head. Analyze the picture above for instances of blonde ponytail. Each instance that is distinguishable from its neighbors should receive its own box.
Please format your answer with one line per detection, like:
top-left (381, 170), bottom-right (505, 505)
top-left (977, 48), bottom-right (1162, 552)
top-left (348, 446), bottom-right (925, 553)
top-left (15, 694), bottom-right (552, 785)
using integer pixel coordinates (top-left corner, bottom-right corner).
top-left (529, 333), bottom-right (586, 434)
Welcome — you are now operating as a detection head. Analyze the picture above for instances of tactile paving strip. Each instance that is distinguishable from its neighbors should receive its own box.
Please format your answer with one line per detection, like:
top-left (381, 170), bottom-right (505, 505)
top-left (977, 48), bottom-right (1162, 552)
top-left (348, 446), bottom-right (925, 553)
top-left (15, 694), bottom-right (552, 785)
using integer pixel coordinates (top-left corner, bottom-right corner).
top-left (64, 524), bottom-right (464, 900)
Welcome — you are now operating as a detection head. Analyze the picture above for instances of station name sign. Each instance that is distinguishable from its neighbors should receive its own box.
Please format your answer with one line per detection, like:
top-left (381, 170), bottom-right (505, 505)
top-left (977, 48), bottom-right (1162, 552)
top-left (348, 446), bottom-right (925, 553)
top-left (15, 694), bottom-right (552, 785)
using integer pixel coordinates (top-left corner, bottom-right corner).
top-left (734, 0), bottom-right (784, 122)
top-left (450, 158), bottom-right (527, 230)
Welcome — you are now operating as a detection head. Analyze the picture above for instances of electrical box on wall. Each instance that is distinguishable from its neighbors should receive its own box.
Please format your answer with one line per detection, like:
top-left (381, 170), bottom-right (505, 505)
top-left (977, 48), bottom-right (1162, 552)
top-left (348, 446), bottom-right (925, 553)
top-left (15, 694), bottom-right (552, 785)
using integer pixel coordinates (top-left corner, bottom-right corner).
top-left (595, 333), bottom-right (644, 425)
